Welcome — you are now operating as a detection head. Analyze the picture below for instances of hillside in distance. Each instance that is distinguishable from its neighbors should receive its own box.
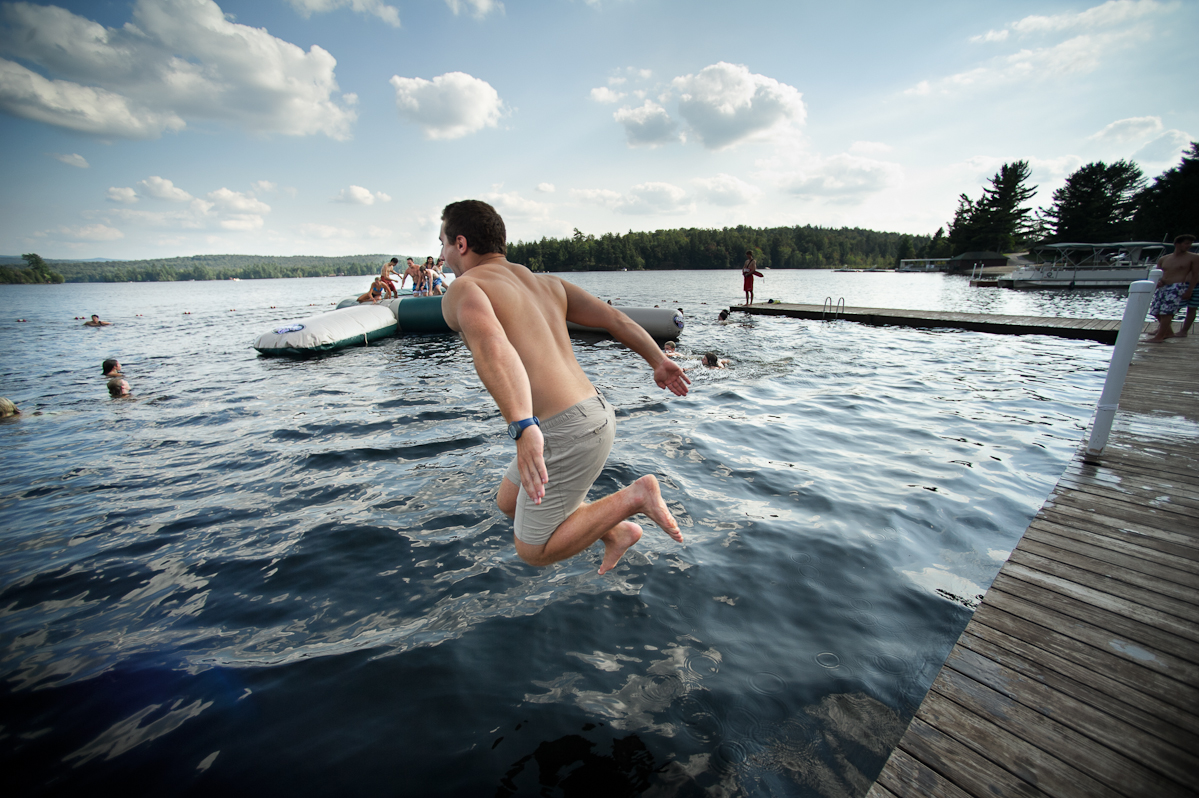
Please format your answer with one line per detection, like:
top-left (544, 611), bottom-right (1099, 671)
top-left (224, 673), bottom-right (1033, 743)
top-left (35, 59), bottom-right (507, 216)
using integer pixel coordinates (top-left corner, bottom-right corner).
top-left (32, 253), bottom-right (395, 283)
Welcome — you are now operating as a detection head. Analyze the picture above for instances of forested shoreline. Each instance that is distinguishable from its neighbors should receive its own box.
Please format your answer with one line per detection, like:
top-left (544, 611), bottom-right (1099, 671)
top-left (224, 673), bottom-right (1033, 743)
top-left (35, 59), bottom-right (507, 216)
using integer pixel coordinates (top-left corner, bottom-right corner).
top-left (0, 253), bottom-right (389, 284)
top-left (2, 225), bottom-right (926, 284)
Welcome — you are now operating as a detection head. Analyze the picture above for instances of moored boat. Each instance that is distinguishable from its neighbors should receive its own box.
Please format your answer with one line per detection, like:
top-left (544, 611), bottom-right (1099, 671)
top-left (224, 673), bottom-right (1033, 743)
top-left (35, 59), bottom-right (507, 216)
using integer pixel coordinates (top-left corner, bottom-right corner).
top-left (997, 242), bottom-right (1167, 289)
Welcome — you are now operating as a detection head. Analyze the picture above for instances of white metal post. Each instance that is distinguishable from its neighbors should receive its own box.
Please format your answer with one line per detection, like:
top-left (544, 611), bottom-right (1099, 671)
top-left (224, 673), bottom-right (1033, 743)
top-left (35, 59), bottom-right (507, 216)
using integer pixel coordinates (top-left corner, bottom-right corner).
top-left (1084, 270), bottom-right (1161, 459)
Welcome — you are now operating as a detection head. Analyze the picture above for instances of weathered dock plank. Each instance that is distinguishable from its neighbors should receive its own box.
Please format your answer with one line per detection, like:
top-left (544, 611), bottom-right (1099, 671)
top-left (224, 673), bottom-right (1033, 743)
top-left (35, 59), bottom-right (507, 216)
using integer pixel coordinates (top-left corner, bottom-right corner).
top-left (869, 333), bottom-right (1199, 797)
top-left (732, 302), bottom-right (1158, 343)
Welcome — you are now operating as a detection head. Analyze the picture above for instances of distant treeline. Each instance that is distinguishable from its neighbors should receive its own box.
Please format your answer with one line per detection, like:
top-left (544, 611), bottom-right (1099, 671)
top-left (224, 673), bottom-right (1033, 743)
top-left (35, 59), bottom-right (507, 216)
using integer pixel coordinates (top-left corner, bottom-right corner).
top-left (3, 225), bottom-right (932, 285)
top-left (1, 254), bottom-right (65, 284)
top-left (0, 254), bottom-right (393, 284)
top-left (509, 225), bottom-right (929, 272)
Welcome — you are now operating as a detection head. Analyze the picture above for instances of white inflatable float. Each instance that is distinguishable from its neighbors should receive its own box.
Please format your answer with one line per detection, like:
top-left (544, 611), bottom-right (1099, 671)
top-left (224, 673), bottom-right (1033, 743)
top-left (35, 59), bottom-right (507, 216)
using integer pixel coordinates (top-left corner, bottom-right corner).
top-left (253, 299), bottom-right (403, 355)
top-left (255, 296), bottom-right (683, 356)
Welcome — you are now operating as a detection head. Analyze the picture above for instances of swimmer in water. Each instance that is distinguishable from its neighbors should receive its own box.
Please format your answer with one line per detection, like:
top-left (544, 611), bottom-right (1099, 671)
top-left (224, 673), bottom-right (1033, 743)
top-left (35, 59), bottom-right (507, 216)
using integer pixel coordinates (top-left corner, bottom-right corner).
top-left (663, 341), bottom-right (680, 357)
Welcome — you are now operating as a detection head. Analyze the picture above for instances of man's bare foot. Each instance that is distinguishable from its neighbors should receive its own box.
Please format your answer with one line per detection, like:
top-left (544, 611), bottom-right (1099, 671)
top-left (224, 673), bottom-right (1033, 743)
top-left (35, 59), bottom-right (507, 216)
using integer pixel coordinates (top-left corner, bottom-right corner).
top-left (631, 474), bottom-right (684, 542)
top-left (599, 521), bottom-right (642, 574)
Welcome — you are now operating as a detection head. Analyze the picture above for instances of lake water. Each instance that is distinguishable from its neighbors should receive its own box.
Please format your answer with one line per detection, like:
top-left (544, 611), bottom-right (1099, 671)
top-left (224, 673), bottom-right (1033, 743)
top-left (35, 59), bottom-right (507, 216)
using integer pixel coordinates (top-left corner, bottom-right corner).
top-left (0, 271), bottom-right (1123, 796)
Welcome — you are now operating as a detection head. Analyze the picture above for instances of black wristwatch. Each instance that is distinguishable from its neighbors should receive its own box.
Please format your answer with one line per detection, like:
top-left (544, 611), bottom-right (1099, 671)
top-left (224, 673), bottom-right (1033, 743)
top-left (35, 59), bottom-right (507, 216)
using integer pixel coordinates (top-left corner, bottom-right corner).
top-left (507, 417), bottom-right (540, 440)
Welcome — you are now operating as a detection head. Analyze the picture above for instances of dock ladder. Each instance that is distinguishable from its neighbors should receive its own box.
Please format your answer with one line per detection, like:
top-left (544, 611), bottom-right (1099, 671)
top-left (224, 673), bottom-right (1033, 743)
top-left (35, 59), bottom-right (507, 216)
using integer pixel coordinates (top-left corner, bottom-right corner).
top-left (821, 297), bottom-right (845, 320)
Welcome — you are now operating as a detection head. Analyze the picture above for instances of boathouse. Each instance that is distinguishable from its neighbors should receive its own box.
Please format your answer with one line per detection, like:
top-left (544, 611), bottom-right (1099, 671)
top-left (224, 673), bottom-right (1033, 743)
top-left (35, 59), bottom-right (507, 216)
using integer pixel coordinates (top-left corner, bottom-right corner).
top-left (946, 250), bottom-right (1008, 273)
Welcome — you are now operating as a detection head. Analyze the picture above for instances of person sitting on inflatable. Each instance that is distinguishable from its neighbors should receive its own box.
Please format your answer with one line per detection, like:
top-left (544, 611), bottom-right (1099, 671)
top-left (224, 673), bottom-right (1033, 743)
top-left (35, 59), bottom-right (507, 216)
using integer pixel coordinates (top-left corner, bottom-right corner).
top-left (357, 277), bottom-right (387, 304)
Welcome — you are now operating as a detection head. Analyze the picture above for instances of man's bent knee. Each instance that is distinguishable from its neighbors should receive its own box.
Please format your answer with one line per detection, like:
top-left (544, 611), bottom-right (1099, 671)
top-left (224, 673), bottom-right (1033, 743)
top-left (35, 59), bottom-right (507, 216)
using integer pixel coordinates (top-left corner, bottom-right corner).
top-left (514, 536), bottom-right (552, 567)
top-left (497, 477), bottom-right (518, 518)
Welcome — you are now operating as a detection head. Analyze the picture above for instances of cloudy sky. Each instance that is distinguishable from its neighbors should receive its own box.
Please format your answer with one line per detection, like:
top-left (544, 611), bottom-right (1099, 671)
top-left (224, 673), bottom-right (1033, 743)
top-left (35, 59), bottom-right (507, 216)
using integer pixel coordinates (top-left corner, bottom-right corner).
top-left (0, 0), bottom-right (1194, 260)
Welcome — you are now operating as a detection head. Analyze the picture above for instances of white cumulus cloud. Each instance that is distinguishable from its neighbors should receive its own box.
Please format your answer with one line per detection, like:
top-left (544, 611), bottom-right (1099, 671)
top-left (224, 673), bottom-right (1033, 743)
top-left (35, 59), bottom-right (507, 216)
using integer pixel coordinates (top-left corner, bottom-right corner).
top-left (0, 0), bottom-right (357, 139)
top-left (445, 0), bottom-right (503, 19)
top-left (691, 174), bottom-right (762, 207)
top-left (1089, 116), bottom-right (1163, 142)
top-left (252, 180), bottom-right (278, 193)
top-left (220, 215), bottom-right (264, 231)
top-left (590, 86), bottom-right (625, 103)
top-left (613, 100), bottom-right (679, 148)
top-left (390, 72), bottom-right (503, 140)
top-left (536, 183), bottom-right (555, 193)
top-left (671, 62), bottom-right (805, 150)
top-left (479, 190), bottom-right (551, 221)
top-left (139, 176), bottom-right (193, 202)
top-left (107, 187), bottom-right (138, 203)
top-left (285, 0), bottom-right (401, 27)
top-left (333, 185), bottom-right (392, 205)
top-left (207, 187), bottom-right (271, 214)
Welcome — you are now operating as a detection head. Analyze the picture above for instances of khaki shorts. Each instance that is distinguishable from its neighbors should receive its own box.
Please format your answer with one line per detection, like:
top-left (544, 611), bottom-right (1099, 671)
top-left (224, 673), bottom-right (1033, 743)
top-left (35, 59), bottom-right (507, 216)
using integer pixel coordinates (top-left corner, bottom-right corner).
top-left (505, 392), bottom-right (615, 546)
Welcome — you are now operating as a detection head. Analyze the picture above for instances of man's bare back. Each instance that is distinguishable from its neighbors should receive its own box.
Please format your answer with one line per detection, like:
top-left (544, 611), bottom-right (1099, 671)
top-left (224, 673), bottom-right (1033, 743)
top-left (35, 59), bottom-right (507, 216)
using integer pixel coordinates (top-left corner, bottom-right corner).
top-left (445, 264), bottom-right (607, 418)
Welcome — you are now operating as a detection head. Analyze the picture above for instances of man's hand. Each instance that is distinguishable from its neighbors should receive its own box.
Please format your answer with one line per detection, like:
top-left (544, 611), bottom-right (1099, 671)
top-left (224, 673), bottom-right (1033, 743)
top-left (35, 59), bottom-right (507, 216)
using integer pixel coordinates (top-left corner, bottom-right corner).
top-left (654, 357), bottom-right (691, 396)
top-left (515, 424), bottom-right (549, 504)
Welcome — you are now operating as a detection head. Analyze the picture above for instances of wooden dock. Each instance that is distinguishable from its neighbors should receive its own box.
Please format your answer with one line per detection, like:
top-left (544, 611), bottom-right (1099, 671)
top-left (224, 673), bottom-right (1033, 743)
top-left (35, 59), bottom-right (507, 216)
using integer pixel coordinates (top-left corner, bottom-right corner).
top-left (868, 333), bottom-right (1199, 798)
top-left (733, 303), bottom-right (1151, 344)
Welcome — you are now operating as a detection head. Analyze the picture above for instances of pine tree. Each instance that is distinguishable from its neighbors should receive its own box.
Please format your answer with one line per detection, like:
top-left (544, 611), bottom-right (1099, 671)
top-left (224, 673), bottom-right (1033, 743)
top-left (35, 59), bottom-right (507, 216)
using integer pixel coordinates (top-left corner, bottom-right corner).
top-left (1133, 142), bottom-right (1199, 242)
top-left (948, 161), bottom-right (1038, 253)
top-left (1040, 160), bottom-right (1145, 242)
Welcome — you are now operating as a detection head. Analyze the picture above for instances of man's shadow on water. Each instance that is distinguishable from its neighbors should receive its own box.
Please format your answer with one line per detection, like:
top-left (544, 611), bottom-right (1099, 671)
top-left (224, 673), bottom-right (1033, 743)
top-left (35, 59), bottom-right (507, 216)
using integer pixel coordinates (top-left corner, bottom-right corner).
top-left (494, 730), bottom-right (666, 798)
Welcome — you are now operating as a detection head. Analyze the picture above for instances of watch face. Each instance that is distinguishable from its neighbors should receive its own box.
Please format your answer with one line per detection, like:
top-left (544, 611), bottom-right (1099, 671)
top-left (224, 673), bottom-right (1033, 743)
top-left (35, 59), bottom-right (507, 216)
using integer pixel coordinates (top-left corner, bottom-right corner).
top-left (508, 417), bottom-right (539, 440)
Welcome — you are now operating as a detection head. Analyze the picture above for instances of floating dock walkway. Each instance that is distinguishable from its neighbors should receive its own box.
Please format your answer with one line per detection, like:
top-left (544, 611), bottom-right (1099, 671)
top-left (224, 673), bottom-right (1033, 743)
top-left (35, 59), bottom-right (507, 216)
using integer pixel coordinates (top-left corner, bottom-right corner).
top-left (868, 333), bottom-right (1199, 797)
top-left (733, 303), bottom-right (1151, 344)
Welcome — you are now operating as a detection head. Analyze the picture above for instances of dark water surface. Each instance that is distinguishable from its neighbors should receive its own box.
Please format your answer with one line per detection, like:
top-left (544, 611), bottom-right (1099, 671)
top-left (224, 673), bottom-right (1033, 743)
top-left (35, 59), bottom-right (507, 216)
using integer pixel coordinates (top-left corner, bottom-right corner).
top-left (1, 272), bottom-right (1117, 795)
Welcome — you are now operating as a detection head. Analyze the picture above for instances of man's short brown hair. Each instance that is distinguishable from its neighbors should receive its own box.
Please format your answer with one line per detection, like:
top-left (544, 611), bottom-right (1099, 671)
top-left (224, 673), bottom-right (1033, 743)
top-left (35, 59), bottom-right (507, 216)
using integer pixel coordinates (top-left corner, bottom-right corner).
top-left (1176, 234), bottom-right (1196, 246)
top-left (442, 200), bottom-right (507, 256)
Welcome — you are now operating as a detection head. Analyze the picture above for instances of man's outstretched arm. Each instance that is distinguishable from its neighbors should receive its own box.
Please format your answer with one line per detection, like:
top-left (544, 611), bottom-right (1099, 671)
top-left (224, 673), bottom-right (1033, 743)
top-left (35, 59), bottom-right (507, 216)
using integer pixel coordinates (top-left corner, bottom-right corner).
top-left (562, 282), bottom-right (690, 396)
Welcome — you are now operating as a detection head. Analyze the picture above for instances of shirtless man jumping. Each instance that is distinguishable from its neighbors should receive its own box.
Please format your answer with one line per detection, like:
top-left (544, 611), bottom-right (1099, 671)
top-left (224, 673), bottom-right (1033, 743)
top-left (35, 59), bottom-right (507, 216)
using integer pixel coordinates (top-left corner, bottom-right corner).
top-left (1146, 234), bottom-right (1199, 342)
top-left (439, 200), bottom-right (691, 574)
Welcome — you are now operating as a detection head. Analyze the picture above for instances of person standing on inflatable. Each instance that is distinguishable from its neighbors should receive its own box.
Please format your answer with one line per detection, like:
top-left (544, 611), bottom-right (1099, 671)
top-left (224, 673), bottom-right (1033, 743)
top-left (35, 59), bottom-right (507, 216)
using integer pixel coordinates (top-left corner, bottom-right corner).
top-left (439, 199), bottom-right (690, 574)
top-left (742, 250), bottom-right (763, 305)
top-left (380, 258), bottom-right (400, 299)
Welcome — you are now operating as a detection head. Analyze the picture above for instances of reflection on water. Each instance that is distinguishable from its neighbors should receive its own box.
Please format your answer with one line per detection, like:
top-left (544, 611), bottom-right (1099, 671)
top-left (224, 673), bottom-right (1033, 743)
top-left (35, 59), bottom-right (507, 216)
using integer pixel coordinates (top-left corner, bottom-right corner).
top-left (0, 272), bottom-right (1112, 795)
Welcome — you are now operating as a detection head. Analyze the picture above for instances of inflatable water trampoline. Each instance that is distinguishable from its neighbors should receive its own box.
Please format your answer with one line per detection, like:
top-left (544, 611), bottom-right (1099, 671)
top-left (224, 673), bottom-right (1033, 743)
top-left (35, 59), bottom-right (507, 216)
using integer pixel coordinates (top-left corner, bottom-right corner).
top-left (254, 295), bottom-right (683, 356)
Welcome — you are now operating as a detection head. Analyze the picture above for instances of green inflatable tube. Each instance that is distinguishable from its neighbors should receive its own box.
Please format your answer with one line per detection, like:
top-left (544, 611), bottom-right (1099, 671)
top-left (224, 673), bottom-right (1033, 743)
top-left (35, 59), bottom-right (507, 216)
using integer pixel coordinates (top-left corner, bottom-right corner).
top-left (397, 296), bottom-right (452, 334)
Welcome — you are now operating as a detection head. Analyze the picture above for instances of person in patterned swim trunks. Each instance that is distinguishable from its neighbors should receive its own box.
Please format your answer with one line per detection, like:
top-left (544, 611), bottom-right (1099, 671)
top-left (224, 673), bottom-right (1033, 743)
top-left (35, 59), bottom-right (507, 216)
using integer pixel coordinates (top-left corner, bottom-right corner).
top-left (1146, 234), bottom-right (1199, 342)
